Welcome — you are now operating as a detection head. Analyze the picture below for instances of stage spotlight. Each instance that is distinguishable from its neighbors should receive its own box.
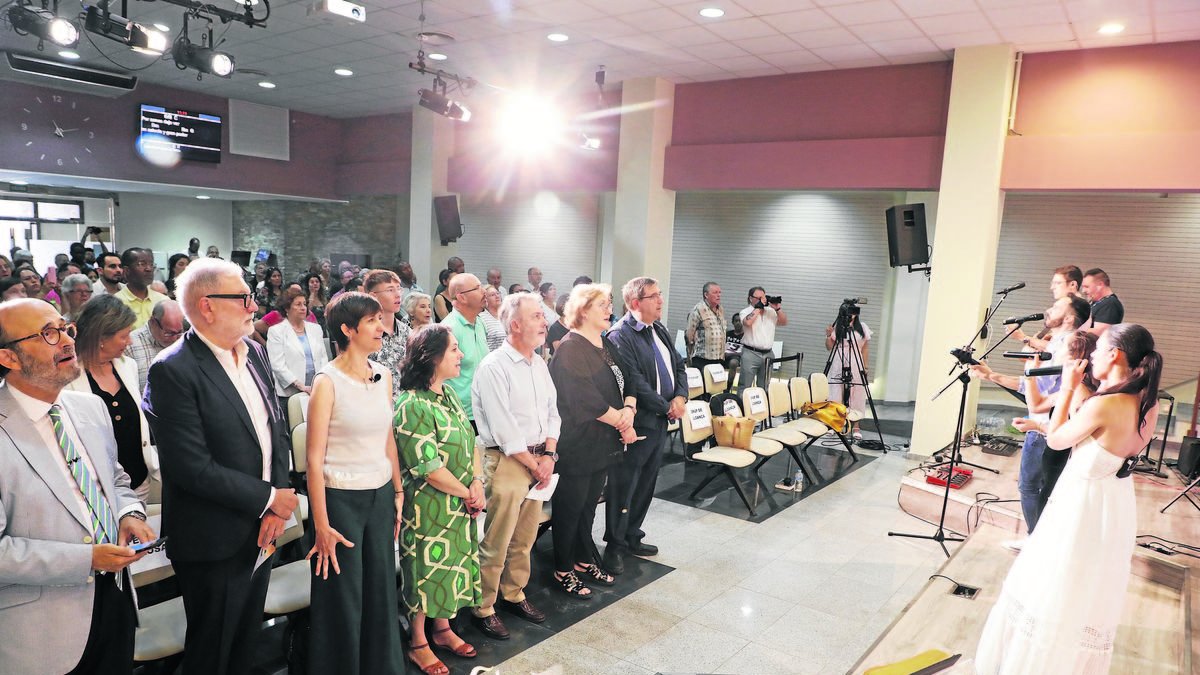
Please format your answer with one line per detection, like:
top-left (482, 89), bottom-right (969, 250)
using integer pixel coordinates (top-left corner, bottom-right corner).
top-left (418, 88), bottom-right (471, 122)
top-left (8, 4), bottom-right (80, 48)
top-left (173, 36), bottom-right (235, 77)
top-left (85, 5), bottom-right (168, 55)
top-left (497, 94), bottom-right (566, 155)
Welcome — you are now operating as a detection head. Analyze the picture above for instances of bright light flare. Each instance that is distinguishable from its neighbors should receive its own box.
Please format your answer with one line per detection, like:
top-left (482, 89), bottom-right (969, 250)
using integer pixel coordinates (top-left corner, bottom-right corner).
top-left (1097, 22), bottom-right (1125, 35)
top-left (136, 132), bottom-right (182, 168)
top-left (495, 94), bottom-right (567, 156)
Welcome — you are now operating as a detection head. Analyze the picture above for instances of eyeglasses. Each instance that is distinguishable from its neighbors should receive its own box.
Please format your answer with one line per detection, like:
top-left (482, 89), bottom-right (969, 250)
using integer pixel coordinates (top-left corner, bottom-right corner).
top-left (205, 293), bottom-right (255, 309)
top-left (127, 260), bottom-right (157, 270)
top-left (639, 291), bottom-right (664, 301)
top-left (460, 285), bottom-right (483, 296)
top-left (1, 322), bottom-right (77, 349)
top-left (152, 318), bottom-right (186, 338)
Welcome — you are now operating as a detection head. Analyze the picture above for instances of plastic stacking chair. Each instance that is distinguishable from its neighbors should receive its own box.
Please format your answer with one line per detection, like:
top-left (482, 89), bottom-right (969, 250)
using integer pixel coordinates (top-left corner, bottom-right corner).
top-left (287, 392), bottom-right (309, 431)
top-left (794, 373), bottom-right (859, 461)
top-left (290, 421), bottom-right (308, 488)
top-left (707, 390), bottom-right (789, 490)
top-left (680, 400), bottom-right (758, 516)
top-left (684, 367), bottom-right (705, 400)
top-left (132, 522), bottom-right (185, 666)
top-left (739, 383), bottom-right (817, 485)
top-left (702, 363), bottom-right (730, 396)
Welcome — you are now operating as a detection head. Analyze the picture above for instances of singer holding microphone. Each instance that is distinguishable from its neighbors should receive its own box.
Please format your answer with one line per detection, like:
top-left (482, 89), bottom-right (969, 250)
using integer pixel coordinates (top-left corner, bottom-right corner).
top-left (970, 295), bottom-right (1091, 545)
top-left (304, 292), bottom-right (406, 673)
top-left (1009, 266), bottom-right (1082, 351)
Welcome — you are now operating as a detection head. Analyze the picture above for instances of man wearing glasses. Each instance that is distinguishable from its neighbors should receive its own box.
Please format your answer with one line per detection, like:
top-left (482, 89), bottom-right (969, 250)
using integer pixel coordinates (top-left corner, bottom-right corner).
top-left (115, 248), bottom-right (168, 330)
top-left (0, 298), bottom-right (158, 674)
top-left (142, 258), bottom-right (298, 675)
top-left (445, 272), bottom-right (490, 432)
top-left (605, 277), bottom-right (688, 573)
top-left (125, 299), bottom-right (187, 393)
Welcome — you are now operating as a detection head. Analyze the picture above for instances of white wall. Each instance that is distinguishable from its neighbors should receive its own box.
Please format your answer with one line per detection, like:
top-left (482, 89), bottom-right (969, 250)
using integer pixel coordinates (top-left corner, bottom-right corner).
top-left (116, 193), bottom-right (232, 262)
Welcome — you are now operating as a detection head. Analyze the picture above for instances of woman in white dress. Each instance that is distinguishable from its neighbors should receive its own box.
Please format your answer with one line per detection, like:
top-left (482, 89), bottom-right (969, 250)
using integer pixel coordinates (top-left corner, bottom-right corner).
top-left (975, 323), bottom-right (1163, 675)
top-left (824, 302), bottom-right (870, 439)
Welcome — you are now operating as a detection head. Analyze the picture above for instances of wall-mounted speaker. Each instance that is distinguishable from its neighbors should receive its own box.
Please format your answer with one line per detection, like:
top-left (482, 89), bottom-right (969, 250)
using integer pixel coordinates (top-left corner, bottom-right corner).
top-left (885, 203), bottom-right (929, 268)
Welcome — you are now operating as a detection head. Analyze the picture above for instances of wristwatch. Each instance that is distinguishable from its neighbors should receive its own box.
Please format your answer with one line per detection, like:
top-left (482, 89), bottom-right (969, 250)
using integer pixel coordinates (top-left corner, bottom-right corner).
top-left (546, 452), bottom-right (560, 462)
top-left (122, 511), bottom-right (147, 522)
top-left (472, 475), bottom-right (485, 485)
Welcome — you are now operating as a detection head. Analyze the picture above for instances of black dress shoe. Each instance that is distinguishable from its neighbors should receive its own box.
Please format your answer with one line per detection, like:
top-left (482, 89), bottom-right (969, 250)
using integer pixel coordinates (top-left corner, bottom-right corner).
top-left (628, 541), bottom-right (658, 557)
top-left (602, 546), bottom-right (625, 575)
top-left (499, 598), bottom-right (546, 624)
top-left (473, 613), bottom-right (510, 640)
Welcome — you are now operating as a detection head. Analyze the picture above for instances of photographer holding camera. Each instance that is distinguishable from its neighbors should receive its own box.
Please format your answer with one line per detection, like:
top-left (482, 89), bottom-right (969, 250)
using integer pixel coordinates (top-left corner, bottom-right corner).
top-left (737, 286), bottom-right (787, 392)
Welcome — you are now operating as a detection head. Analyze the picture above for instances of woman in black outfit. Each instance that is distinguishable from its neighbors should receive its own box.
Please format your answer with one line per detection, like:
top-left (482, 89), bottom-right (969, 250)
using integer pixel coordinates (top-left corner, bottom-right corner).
top-left (548, 283), bottom-right (639, 599)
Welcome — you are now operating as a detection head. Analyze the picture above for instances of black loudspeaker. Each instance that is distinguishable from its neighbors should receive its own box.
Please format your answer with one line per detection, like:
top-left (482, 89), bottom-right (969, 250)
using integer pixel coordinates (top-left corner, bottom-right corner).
top-left (1177, 436), bottom-right (1200, 478)
top-left (885, 203), bottom-right (929, 267)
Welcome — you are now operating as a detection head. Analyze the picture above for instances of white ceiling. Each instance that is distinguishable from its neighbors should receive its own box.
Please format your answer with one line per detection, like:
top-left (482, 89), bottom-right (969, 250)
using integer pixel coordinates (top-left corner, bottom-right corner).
top-left (1, 0), bottom-right (1198, 118)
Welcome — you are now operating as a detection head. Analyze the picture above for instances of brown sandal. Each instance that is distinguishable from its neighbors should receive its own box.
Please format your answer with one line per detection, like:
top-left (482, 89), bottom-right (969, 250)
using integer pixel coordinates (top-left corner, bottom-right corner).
top-left (431, 626), bottom-right (477, 658)
top-left (406, 643), bottom-right (449, 675)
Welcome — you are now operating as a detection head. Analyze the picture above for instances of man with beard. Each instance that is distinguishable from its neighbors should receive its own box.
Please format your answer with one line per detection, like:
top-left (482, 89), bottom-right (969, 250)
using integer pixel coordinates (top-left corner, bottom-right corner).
top-left (0, 298), bottom-right (156, 675)
top-left (92, 252), bottom-right (125, 297)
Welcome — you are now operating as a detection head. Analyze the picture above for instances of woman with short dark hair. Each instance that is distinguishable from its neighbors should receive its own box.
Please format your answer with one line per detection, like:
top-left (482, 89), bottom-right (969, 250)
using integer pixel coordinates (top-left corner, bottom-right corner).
top-left (393, 324), bottom-right (483, 674)
top-left (304, 291), bottom-right (406, 673)
top-left (66, 294), bottom-right (159, 501)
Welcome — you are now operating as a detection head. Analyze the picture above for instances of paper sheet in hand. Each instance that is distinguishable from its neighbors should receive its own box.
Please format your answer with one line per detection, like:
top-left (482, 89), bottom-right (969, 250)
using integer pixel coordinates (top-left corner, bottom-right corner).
top-left (253, 512), bottom-right (298, 575)
top-left (526, 473), bottom-right (560, 501)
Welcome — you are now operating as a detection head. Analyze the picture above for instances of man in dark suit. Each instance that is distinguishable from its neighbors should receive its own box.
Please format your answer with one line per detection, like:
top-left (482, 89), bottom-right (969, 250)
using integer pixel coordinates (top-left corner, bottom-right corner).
top-left (605, 276), bottom-right (688, 574)
top-left (143, 258), bottom-right (298, 675)
top-left (0, 298), bottom-right (156, 675)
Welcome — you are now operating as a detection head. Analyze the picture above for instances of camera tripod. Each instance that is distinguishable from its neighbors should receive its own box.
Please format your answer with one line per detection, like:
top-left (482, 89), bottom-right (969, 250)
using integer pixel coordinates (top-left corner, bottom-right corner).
top-left (822, 315), bottom-right (886, 452)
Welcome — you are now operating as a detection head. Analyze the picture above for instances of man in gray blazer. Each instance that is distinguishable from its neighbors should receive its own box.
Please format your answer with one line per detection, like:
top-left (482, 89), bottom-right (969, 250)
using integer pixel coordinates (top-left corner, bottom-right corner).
top-left (0, 298), bottom-right (157, 675)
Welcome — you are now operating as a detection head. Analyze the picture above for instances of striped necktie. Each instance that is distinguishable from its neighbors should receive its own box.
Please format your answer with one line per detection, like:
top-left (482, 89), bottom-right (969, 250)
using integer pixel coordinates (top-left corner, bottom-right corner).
top-left (48, 405), bottom-right (118, 544)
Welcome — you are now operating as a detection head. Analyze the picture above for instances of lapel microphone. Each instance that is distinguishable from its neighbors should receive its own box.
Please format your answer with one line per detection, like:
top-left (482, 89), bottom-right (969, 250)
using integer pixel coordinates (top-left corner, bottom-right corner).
top-left (371, 373), bottom-right (382, 383)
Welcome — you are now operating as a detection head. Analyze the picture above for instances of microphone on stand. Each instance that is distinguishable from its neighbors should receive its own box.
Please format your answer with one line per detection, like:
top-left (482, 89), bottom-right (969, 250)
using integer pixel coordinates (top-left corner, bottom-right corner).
top-left (1003, 313), bottom-right (1044, 325)
top-left (996, 282), bottom-right (1026, 295)
top-left (1002, 351), bottom-right (1053, 360)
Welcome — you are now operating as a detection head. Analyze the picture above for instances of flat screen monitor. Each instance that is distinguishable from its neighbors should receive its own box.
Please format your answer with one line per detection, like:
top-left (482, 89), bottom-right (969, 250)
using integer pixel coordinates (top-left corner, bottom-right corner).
top-left (139, 104), bottom-right (222, 163)
top-left (434, 195), bottom-right (464, 244)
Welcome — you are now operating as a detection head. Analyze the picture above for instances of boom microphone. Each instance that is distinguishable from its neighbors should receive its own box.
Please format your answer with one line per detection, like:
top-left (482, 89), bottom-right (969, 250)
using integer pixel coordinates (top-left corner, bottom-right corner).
top-left (996, 282), bottom-right (1026, 295)
top-left (1002, 351), bottom-right (1052, 360)
top-left (1025, 365), bottom-right (1062, 377)
top-left (1003, 313), bottom-right (1044, 325)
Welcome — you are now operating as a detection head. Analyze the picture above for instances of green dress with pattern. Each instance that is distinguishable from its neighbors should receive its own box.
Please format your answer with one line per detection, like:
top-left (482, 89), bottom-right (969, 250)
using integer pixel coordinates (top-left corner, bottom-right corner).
top-left (393, 386), bottom-right (482, 618)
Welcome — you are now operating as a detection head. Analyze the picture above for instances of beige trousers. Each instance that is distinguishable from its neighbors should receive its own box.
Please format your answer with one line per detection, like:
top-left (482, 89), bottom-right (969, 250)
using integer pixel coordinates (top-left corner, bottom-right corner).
top-left (473, 448), bottom-right (544, 617)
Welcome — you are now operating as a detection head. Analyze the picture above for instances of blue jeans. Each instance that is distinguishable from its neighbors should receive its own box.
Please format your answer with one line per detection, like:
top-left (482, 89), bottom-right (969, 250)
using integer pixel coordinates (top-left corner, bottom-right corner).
top-left (1019, 431), bottom-right (1048, 533)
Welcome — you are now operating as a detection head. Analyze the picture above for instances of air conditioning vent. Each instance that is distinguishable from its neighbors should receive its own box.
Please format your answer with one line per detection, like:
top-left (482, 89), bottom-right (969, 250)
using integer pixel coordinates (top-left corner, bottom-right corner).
top-left (1, 51), bottom-right (137, 97)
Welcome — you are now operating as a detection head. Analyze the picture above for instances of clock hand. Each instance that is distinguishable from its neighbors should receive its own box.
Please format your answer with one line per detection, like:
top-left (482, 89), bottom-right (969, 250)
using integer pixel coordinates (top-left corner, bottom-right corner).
top-left (59, 128), bottom-right (78, 133)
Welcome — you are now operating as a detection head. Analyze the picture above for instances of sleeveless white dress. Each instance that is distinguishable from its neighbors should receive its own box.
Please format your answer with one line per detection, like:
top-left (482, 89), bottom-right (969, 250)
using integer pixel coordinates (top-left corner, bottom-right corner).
top-left (975, 439), bottom-right (1135, 674)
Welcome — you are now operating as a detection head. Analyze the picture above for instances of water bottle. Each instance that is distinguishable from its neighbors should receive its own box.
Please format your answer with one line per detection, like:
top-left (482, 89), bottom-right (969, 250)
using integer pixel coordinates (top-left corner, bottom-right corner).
top-left (793, 468), bottom-right (804, 492)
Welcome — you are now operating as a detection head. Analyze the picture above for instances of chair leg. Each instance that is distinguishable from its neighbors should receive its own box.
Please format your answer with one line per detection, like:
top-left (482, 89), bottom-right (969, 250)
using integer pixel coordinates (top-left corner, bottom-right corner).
top-left (689, 467), bottom-right (721, 500)
top-left (798, 439), bottom-right (828, 483)
top-left (786, 446), bottom-right (815, 485)
top-left (751, 455), bottom-right (772, 492)
top-left (834, 432), bottom-right (859, 462)
top-left (725, 467), bottom-right (757, 517)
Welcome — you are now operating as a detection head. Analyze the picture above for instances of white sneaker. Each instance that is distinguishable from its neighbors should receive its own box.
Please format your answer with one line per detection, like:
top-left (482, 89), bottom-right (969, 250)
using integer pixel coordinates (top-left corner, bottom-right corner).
top-left (1001, 539), bottom-right (1025, 552)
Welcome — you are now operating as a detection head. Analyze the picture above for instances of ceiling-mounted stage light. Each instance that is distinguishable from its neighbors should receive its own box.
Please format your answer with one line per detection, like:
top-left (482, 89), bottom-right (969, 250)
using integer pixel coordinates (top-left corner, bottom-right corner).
top-left (85, 4), bottom-right (169, 55)
top-left (418, 87), bottom-right (471, 121)
top-left (174, 36), bottom-right (235, 77)
top-left (8, 4), bottom-right (80, 48)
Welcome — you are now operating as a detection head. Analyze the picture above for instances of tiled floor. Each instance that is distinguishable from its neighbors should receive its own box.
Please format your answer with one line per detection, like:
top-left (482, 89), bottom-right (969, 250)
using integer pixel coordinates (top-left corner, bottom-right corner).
top-left (494, 444), bottom-right (957, 675)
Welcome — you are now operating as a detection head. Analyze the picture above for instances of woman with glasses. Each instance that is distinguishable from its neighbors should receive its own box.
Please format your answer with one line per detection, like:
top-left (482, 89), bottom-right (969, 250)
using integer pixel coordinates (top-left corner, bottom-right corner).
top-left (65, 294), bottom-right (160, 502)
top-left (57, 274), bottom-right (94, 322)
top-left (547, 284), bottom-right (637, 598)
top-left (267, 289), bottom-right (329, 411)
top-left (478, 285), bottom-right (506, 352)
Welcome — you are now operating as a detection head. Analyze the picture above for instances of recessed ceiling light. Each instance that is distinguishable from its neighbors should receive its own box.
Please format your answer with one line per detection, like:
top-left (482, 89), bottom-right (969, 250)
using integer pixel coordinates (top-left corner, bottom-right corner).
top-left (1097, 22), bottom-right (1125, 35)
top-left (10, 180), bottom-right (29, 185)
top-left (547, 33), bottom-right (568, 42)
top-left (153, 23), bottom-right (170, 32)
top-left (258, 81), bottom-right (276, 88)
top-left (334, 67), bottom-right (353, 76)
top-left (428, 52), bottom-right (448, 61)
top-left (699, 7), bottom-right (725, 18)
top-left (58, 50), bottom-right (80, 60)
top-left (195, 195), bottom-right (211, 200)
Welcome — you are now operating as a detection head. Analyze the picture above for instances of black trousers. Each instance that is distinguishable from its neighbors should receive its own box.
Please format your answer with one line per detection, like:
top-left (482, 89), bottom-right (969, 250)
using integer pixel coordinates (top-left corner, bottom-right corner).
top-left (309, 485), bottom-right (405, 675)
top-left (174, 542), bottom-right (271, 675)
top-left (604, 422), bottom-right (667, 549)
top-left (1037, 446), bottom-right (1072, 516)
top-left (550, 468), bottom-right (607, 572)
top-left (67, 572), bottom-right (137, 675)
top-left (689, 356), bottom-right (725, 369)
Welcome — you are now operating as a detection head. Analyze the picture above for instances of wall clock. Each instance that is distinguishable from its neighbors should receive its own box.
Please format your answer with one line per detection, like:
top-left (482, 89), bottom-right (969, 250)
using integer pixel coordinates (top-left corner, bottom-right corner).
top-left (18, 93), bottom-right (95, 167)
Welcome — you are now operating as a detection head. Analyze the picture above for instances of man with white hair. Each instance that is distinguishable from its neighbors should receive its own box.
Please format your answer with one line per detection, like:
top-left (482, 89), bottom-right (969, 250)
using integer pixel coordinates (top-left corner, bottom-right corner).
top-left (470, 293), bottom-right (560, 639)
top-left (142, 258), bottom-right (298, 675)
top-left (58, 273), bottom-right (94, 321)
top-left (125, 299), bottom-right (186, 393)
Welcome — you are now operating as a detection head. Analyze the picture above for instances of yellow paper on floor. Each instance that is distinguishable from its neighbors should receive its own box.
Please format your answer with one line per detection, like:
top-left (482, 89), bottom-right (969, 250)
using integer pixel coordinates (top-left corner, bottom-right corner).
top-left (863, 648), bottom-right (953, 675)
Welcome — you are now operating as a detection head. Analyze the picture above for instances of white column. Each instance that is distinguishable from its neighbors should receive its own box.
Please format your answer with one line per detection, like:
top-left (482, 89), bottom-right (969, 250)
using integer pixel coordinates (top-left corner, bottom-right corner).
top-left (408, 107), bottom-right (455, 292)
top-left (878, 192), bottom-right (937, 402)
top-left (910, 44), bottom-right (1016, 456)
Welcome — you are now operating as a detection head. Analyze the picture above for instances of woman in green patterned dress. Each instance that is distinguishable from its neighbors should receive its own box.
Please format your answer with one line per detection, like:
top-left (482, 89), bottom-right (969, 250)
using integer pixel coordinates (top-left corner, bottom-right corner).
top-left (394, 324), bottom-right (485, 675)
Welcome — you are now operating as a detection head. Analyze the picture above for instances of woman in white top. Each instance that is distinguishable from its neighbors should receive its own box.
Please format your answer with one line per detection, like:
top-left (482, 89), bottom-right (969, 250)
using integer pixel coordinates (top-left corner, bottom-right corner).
top-left (539, 282), bottom-right (559, 325)
top-left (267, 289), bottom-right (328, 409)
top-left (304, 291), bottom-right (406, 673)
top-left (824, 302), bottom-right (871, 439)
top-left (479, 284), bottom-right (506, 352)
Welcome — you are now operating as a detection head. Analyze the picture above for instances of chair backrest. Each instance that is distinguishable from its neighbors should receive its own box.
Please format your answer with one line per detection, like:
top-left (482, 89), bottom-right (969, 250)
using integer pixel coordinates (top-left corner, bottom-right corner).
top-left (287, 393), bottom-right (309, 430)
top-left (790, 377), bottom-right (812, 413)
top-left (684, 367), bottom-right (705, 399)
top-left (767, 378), bottom-right (792, 418)
top-left (276, 511), bottom-right (305, 547)
top-left (703, 363), bottom-right (729, 394)
top-left (130, 513), bottom-right (174, 588)
top-left (681, 400), bottom-right (715, 445)
top-left (741, 387), bottom-right (770, 423)
top-left (674, 329), bottom-right (688, 359)
top-left (292, 422), bottom-right (308, 474)
top-left (709, 393), bottom-right (742, 418)
top-left (810, 372), bottom-right (830, 404)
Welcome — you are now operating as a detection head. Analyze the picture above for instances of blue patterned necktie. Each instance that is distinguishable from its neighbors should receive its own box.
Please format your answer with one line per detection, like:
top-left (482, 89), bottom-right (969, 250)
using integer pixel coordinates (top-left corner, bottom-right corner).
top-left (49, 405), bottom-right (118, 544)
top-left (650, 328), bottom-right (673, 399)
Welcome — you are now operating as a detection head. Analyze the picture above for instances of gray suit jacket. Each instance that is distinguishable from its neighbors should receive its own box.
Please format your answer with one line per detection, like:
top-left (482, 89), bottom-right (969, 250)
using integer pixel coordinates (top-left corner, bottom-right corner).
top-left (0, 384), bottom-right (141, 675)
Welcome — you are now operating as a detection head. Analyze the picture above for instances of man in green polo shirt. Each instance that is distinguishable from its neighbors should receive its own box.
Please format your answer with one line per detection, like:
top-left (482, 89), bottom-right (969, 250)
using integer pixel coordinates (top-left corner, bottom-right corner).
top-left (445, 272), bottom-right (490, 427)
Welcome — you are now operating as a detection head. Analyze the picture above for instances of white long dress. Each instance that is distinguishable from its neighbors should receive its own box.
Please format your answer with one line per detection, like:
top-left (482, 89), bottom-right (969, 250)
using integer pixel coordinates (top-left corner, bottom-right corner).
top-left (975, 438), bottom-right (1136, 674)
top-left (827, 322), bottom-right (871, 416)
